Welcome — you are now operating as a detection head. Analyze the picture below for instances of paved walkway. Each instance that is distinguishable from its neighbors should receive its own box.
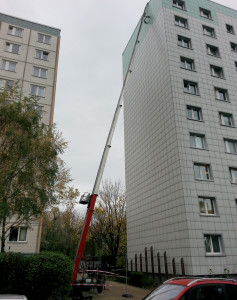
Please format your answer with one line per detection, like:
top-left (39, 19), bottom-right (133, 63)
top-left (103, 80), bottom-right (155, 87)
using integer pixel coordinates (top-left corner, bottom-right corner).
top-left (86, 280), bottom-right (152, 300)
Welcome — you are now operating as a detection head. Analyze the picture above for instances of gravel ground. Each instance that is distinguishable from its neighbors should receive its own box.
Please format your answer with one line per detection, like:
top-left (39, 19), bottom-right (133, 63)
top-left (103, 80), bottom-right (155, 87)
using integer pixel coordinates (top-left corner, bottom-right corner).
top-left (84, 280), bottom-right (152, 300)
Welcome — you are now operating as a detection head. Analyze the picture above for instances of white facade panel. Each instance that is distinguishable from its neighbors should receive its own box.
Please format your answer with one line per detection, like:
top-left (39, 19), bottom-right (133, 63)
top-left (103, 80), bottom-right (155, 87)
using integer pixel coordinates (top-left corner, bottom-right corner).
top-left (123, 0), bottom-right (237, 276)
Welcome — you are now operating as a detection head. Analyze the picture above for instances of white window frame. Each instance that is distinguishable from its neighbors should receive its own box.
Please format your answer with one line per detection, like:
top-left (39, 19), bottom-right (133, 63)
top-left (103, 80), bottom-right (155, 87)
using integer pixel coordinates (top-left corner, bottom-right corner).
top-left (1, 60), bottom-right (17, 72)
top-left (0, 78), bottom-right (14, 90)
top-left (215, 88), bottom-right (228, 101)
top-left (206, 44), bottom-right (220, 57)
top-left (200, 8), bottom-right (212, 20)
top-left (33, 66), bottom-right (47, 79)
top-left (178, 35), bottom-right (192, 48)
top-left (226, 24), bottom-right (234, 34)
top-left (9, 227), bottom-right (27, 242)
top-left (184, 80), bottom-right (199, 95)
top-left (230, 168), bottom-right (237, 184)
top-left (8, 25), bottom-right (23, 37)
top-left (204, 235), bottom-right (222, 255)
top-left (33, 105), bottom-right (44, 118)
top-left (194, 163), bottom-right (212, 181)
top-left (173, 0), bottom-right (185, 10)
top-left (219, 112), bottom-right (234, 127)
top-left (5, 42), bottom-right (20, 54)
top-left (210, 65), bottom-right (224, 78)
top-left (30, 85), bottom-right (45, 97)
top-left (180, 57), bottom-right (195, 71)
top-left (231, 42), bottom-right (237, 52)
top-left (175, 16), bottom-right (188, 28)
top-left (35, 49), bottom-right (49, 61)
top-left (187, 106), bottom-right (202, 121)
top-left (199, 197), bottom-right (216, 215)
top-left (203, 25), bottom-right (215, 37)
top-left (190, 133), bottom-right (206, 149)
top-left (224, 139), bottom-right (237, 154)
top-left (37, 33), bottom-right (51, 45)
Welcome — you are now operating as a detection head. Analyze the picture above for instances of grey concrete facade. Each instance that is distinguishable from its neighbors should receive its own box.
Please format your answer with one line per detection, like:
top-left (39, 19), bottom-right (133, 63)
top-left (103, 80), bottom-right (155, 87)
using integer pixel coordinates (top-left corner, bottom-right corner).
top-left (0, 13), bottom-right (60, 254)
top-left (123, 0), bottom-right (237, 276)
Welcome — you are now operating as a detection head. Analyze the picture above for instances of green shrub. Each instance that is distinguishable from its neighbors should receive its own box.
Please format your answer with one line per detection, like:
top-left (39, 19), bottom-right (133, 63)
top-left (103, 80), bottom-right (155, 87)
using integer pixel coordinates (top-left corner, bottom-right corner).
top-left (128, 272), bottom-right (146, 287)
top-left (0, 251), bottom-right (73, 300)
top-left (0, 252), bottom-right (26, 294)
top-left (128, 272), bottom-right (157, 288)
top-left (25, 251), bottom-right (73, 300)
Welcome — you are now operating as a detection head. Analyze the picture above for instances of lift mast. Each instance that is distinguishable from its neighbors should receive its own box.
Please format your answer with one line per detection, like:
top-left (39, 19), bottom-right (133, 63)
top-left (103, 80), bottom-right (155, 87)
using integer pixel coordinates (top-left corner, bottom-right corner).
top-left (72, 3), bottom-right (150, 284)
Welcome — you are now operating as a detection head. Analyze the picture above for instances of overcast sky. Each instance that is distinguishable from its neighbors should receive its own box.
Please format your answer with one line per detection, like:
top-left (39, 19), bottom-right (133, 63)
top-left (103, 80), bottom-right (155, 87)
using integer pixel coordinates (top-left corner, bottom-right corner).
top-left (2, 0), bottom-right (237, 209)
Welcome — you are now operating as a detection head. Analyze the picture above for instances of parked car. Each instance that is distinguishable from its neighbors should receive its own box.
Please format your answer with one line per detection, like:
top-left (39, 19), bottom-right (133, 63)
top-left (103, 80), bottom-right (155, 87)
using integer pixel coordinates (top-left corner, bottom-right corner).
top-left (0, 296), bottom-right (28, 300)
top-left (143, 277), bottom-right (237, 300)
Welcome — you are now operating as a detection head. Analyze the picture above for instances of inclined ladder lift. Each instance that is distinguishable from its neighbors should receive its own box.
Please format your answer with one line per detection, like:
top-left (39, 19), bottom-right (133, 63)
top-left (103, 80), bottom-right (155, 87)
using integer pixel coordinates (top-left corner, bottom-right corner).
top-left (72, 3), bottom-right (150, 298)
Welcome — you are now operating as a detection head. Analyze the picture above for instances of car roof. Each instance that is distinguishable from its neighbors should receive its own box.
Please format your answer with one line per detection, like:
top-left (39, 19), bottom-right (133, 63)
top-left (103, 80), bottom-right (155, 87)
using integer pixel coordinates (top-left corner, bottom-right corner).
top-left (165, 277), bottom-right (237, 287)
top-left (0, 295), bottom-right (27, 300)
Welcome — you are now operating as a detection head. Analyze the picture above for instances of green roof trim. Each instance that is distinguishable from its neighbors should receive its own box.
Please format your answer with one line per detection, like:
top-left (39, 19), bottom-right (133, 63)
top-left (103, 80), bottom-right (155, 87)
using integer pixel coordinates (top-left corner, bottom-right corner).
top-left (122, 0), bottom-right (237, 77)
top-left (0, 13), bottom-right (61, 36)
top-left (122, 0), bottom-right (162, 77)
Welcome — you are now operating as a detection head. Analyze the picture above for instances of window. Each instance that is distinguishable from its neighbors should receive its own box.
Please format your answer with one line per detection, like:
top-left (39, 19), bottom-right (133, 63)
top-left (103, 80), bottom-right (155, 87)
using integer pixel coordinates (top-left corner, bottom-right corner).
top-left (8, 25), bottom-right (23, 37)
top-left (226, 24), bottom-right (234, 34)
top-left (210, 65), bottom-right (224, 78)
top-left (0, 79), bottom-right (14, 90)
top-left (200, 8), bottom-right (212, 20)
top-left (35, 49), bottom-right (49, 61)
top-left (203, 25), bottom-right (215, 37)
top-left (226, 285), bottom-right (237, 299)
top-left (189, 285), bottom-right (225, 300)
top-left (5, 42), bottom-right (20, 54)
top-left (204, 235), bottom-right (222, 254)
top-left (1, 60), bottom-right (17, 72)
top-left (230, 168), bottom-right (237, 183)
top-left (224, 139), bottom-right (237, 154)
top-left (33, 105), bottom-right (43, 118)
top-left (37, 33), bottom-right (51, 44)
top-left (235, 61), bottom-right (237, 71)
top-left (178, 35), bottom-right (192, 48)
top-left (194, 163), bottom-right (212, 180)
top-left (230, 42), bottom-right (237, 52)
top-left (172, 0), bottom-right (185, 10)
top-left (180, 57), bottom-right (195, 71)
top-left (199, 197), bottom-right (216, 215)
top-left (175, 16), bottom-right (188, 28)
top-left (215, 88), bottom-right (228, 101)
top-left (183, 80), bottom-right (199, 95)
top-left (190, 133), bottom-right (206, 149)
top-left (9, 227), bottom-right (27, 242)
top-left (207, 44), bottom-right (220, 57)
top-left (219, 112), bottom-right (234, 127)
top-left (187, 106), bottom-right (202, 121)
top-left (30, 85), bottom-right (45, 97)
top-left (33, 66), bottom-right (47, 78)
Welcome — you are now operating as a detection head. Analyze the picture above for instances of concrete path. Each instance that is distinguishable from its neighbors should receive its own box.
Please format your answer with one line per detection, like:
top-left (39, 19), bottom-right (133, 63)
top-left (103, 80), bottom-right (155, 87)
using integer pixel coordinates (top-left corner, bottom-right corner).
top-left (86, 280), bottom-right (152, 300)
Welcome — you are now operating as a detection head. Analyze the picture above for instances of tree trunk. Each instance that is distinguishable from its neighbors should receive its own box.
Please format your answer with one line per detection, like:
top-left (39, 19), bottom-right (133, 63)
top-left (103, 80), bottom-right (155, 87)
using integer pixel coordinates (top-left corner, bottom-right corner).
top-left (1, 215), bottom-right (6, 252)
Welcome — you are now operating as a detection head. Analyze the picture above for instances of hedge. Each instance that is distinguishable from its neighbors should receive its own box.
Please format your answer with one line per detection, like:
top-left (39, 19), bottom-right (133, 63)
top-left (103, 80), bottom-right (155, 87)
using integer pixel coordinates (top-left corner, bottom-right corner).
top-left (0, 251), bottom-right (73, 300)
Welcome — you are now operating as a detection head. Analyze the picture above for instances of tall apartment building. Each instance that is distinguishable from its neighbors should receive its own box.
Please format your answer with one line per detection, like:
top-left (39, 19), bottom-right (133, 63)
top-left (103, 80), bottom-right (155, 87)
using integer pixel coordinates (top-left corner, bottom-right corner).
top-left (123, 0), bottom-right (237, 276)
top-left (0, 13), bottom-right (60, 254)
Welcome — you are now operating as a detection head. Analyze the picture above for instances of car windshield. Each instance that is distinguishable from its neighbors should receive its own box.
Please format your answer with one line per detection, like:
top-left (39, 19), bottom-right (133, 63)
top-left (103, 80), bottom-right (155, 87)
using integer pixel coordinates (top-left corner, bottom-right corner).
top-left (143, 284), bottom-right (185, 300)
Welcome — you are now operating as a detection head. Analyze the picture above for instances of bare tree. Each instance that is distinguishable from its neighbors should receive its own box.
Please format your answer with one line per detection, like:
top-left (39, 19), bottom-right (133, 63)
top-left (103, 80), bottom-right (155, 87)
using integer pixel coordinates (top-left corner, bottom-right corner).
top-left (90, 180), bottom-right (126, 267)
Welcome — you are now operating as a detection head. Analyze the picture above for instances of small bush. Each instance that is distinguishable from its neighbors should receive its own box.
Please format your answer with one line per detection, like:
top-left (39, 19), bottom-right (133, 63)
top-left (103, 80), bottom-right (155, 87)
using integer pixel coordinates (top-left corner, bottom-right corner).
top-left (25, 251), bottom-right (73, 300)
top-left (0, 251), bottom-right (73, 300)
top-left (128, 272), bottom-right (146, 287)
top-left (0, 252), bottom-right (26, 294)
top-left (128, 272), bottom-right (157, 288)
